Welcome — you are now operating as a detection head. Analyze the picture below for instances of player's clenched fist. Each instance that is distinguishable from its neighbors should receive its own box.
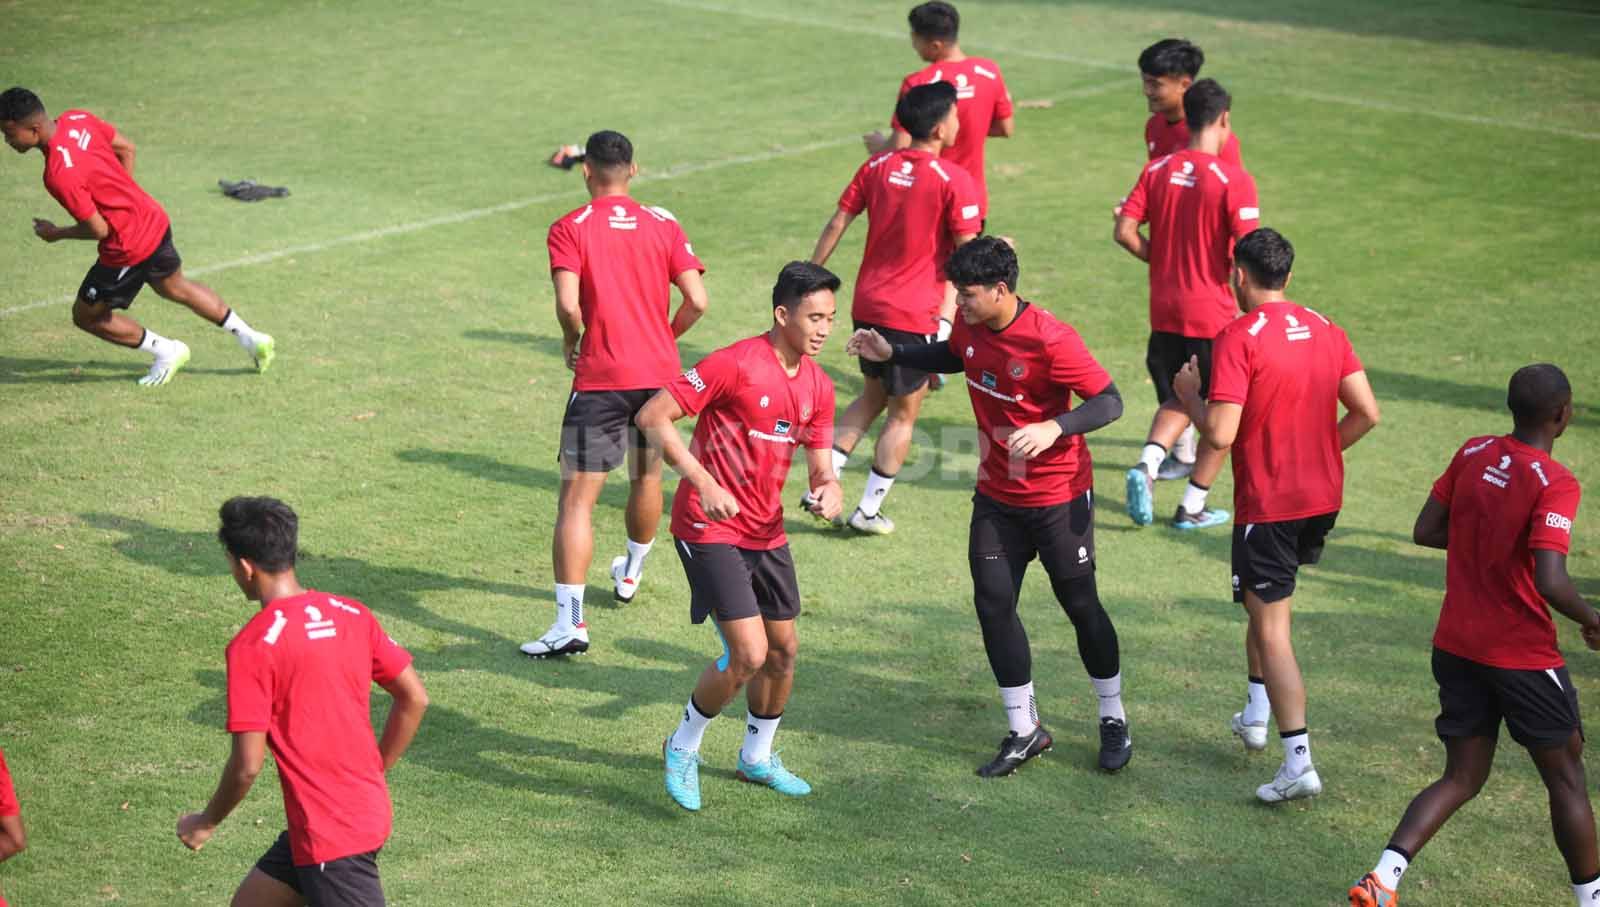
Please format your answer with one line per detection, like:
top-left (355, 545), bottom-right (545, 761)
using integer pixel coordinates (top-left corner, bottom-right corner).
top-left (697, 481), bottom-right (741, 522)
top-left (845, 328), bottom-right (892, 362)
top-left (176, 813), bottom-right (216, 851)
top-left (1007, 420), bottom-right (1064, 459)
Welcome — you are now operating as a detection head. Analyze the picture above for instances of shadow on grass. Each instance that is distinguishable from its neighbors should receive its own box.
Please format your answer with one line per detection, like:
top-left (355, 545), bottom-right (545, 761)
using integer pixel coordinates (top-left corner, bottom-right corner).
top-left (396, 448), bottom-right (639, 511)
top-left (1368, 367), bottom-right (1598, 429)
top-left (0, 356), bottom-right (251, 384)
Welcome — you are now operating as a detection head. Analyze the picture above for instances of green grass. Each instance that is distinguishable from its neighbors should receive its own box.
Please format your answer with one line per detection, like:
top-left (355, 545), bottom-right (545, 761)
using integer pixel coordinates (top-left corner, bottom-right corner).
top-left (3, 0), bottom-right (1599, 903)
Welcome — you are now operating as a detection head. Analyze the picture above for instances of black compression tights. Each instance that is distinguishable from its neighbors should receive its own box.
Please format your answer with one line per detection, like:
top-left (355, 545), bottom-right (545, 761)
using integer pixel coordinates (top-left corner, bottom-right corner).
top-left (971, 558), bottom-right (1120, 688)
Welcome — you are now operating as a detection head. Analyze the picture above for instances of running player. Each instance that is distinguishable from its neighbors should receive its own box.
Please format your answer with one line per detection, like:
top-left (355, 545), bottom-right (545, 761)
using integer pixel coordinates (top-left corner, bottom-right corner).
top-left (1138, 39), bottom-right (1242, 165)
top-left (1134, 39), bottom-right (1242, 482)
top-left (1115, 78), bottom-right (1257, 530)
top-left (176, 497), bottom-right (430, 906)
top-left (849, 237), bottom-right (1132, 776)
top-left (524, 130), bottom-right (709, 658)
top-left (636, 262), bottom-right (843, 812)
top-left (813, 82), bottom-right (981, 534)
top-left (1173, 228), bottom-right (1380, 802)
top-left (864, 1), bottom-right (1014, 222)
top-left (0, 746), bottom-right (23, 907)
top-left (1, 87), bottom-right (275, 386)
top-left (1349, 364), bottom-right (1599, 907)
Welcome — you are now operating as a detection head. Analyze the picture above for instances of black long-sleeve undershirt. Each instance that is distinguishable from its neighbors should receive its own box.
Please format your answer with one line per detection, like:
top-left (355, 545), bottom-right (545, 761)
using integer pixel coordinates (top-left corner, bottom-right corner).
top-left (888, 340), bottom-right (1124, 437)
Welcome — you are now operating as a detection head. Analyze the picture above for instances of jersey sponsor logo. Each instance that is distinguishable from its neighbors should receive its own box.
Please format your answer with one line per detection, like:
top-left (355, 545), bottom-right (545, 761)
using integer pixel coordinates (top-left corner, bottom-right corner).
top-left (1532, 460), bottom-right (1550, 487)
top-left (867, 152), bottom-right (894, 169)
top-left (1246, 311), bottom-right (1269, 336)
top-left (961, 204), bottom-right (980, 220)
top-left (965, 374), bottom-right (1025, 404)
top-left (1239, 206), bottom-right (1260, 221)
top-left (573, 204), bottom-right (594, 224)
top-left (264, 609), bottom-right (288, 645)
top-left (973, 64), bottom-right (997, 81)
top-left (1546, 512), bottom-right (1574, 533)
top-left (1169, 160), bottom-right (1197, 188)
top-left (683, 367), bottom-right (706, 392)
top-left (774, 419), bottom-right (792, 435)
top-left (67, 128), bottom-right (92, 151)
top-left (1285, 314), bottom-right (1312, 342)
top-left (889, 160), bottom-right (916, 188)
top-left (929, 160), bottom-right (951, 183)
top-left (1463, 438), bottom-right (1495, 456)
top-left (685, 242), bottom-right (695, 257)
top-left (304, 604), bottom-right (338, 640)
top-left (952, 73), bottom-right (975, 99)
top-left (1482, 455), bottom-right (1513, 489)
top-left (747, 427), bottom-right (797, 445)
top-left (607, 205), bottom-right (638, 231)
top-left (980, 370), bottom-right (998, 389)
top-left (645, 205), bottom-right (678, 222)
top-left (1208, 162), bottom-right (1230, 184)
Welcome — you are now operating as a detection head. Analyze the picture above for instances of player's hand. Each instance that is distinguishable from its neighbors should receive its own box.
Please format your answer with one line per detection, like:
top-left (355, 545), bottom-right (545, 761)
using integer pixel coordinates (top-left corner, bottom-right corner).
top-left (562, 335), bottom-right (580, 371)
top-left (862, 129), bottom-right (887, 154)
top-left (845, 328), bottom-right (892, 362)
top-left (176, 813), bottom-right (217, 851)
top-left (1008, 420), bottom-right (1064, 459)
top-left (32, 218), bottom-right (59, 242)
top-left (698, 481), bottom-right (741, 522)
top-left (1583, 619), bottom-right (1600, 651)
top-left (1173, 355), bottom-right (1202, 404)
top-left (806, 480), bottom-right (843, 521)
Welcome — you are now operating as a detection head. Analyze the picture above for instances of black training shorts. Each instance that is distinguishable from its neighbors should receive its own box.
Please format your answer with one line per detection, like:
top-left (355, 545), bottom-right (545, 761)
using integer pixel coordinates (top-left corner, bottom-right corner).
top-left (969, 489), bottom-right (1096, 581)
top-left (1146, 330), bottom-right (1213, 404)
top-left (854, 320), bottom-right (934, 397)
top-left (674, 539), bottom-right (801, 625)
top-left (77, 228), bottom-right (182, 310)
top-left (1231, 511), bottom-right (1338, 604)
top-left (255, 831), bottom-right (387, 907)
top-left (558, 388), bottom-right (657, 473)
top-left (1433, 647), bottom-right (1583, 749)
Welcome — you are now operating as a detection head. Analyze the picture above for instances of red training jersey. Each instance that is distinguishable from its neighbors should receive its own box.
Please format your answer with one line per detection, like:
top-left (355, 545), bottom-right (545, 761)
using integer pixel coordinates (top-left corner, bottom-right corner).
top-left (547, 195), bottom-right (704, 392)
top-left (1431, 435), bottom-right (1582, 671)
top-left (666, 335), bottom-right (835, 550)
top-left (0, 746), bottom-right (12, 907)
top-left (949, 303), bottom-right (1112, 507)
top-left (42, 110), bottom-right (169, 267)
top-left (1119, 149), bottom-right (1259, 339)
top-left (1209, 301), bottom-right (1362, 524)
top-left (891, 57), bottom-right (1013, 218)
top-left (838, 149), bottom-right (982, 334)
top-left (226, 590), bottom-right (413, 865)
top-left (1144, 115), bottom-right (1243, 166)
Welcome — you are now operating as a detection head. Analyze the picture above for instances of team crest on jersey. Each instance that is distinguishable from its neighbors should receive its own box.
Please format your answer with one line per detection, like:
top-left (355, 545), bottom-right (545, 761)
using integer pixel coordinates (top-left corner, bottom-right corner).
top-left (1008, 360), bottom-right (1026, 379)
top-left (980, 371), bottom-right (998, 389)
top-left (965, 345), bottom-right (975, 358)
top-left (607, 205), bottom-right (637, 231)
top-left (800, 404), bottom-right (812, 421)
top-left (774, 420), bottom-right (792, 435)
top-left (759, 395), bottom-right (770, 408)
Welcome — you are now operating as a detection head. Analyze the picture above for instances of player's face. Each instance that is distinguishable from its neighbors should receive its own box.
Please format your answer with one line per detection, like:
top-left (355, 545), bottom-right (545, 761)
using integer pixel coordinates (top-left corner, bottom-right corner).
top-left (1, 119), bottom-right (41, 153)
top-left (787, 290), bottom-right (836, 357)
top-left (955, 282), bottom-right (1000, 324)
top-left (1142, 74), bottom-right (1190, 116)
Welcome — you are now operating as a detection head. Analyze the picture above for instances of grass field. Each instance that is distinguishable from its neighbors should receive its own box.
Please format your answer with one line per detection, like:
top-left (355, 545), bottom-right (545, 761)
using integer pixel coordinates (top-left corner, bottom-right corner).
top-left (3, 0), bottom-right (1600, 903)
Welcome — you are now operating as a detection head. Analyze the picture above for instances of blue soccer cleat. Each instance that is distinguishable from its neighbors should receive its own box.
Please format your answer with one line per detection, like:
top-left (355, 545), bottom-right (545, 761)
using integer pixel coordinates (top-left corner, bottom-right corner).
top-left (735, 752), bottom-right (812, 797)
top-left (1125, 466), bottom-right (1155, 526)
top-left (1172, 505), bottom-right (1230, 531)
top-left (663, 738), bottom-right (702, 811)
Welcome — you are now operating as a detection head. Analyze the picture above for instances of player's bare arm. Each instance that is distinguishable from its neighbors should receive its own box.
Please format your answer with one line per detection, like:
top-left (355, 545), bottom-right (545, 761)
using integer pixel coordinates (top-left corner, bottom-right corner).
top-left (1336, 369), bottom-right (1381, 449)
top-left (176, 730), bottom-right (267, 851)
top-left (553, 268), bottom-right (583, 370)
top-left (635, 391), bottom-right (740, 521)
top-left (803, 446), bottom-right (844, 521)
top-left (33, 212), bottom-right (109, 243)
top-left (1174, 355), bottom-right (1240, 447)
top-left (1412, 497), bottom-right (1450, 550)
top-left (376, 665), bottom-right (429, 771)
top-left (1533, 550), bottom-right (1600, 649)
top-left (1112, 215), bottom-right (1150, 262)
top-left (668, 268), bottom-right (709, 339)
top-left (809, 208), bottom-right (857, 266)
top-left (0, 813), bottom-right (24, 861)
top-left (988, 115), bottom-right (1015, 138)
top-left (108, 127), bottom-right (135, 175)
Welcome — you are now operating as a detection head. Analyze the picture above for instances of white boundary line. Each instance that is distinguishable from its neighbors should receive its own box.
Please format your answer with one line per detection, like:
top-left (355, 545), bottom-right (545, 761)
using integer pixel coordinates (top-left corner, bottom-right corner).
top-left (651, 0), bottom-right (1600, 142)
top-left (0, 135), bottom-right (862, 320)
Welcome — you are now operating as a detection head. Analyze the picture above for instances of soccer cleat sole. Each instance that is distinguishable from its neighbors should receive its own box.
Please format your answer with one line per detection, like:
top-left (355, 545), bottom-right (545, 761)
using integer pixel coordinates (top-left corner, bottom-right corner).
top-left (1348, 873), bottom-right (1398, 907)
top-left (1125, 467), bottom-right (1154, 526)
top-left (519, 639), bottom-right (590, 658)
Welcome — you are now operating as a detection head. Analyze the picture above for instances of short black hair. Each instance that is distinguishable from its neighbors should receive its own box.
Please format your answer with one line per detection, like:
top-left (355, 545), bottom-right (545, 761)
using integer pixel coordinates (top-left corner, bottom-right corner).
top-left (1233, 228), bottom-right (1294, 290)
top-left (908, 2), bottom-right (959, 41)
top-left (945, 236), bottom-right (1019, 293)
top-left (895, 82), bottom-right (958, 141)
top-left (1507, 364), bottom-right (1572, 428)
top-left (772, 260), bottom-right (840, 309)
top-left (0, 87), bottom-right (44, 123)
top-left (1138, 39), bottom-right (1204, 78)
top-left (1183, 78), bottom-right (1231, 132)
top-left (218, 496), bottom-right (299, 572)
top-left (584, 130), bottom-right (633, 174)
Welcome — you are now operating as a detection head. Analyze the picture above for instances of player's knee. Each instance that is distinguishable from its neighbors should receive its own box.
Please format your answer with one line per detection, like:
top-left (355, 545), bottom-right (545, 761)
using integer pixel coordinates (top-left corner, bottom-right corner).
top-left (727, 646), bottom-right (768, 680)
top-left (70, 301), bottom-right (105, 331)
top-left (1052, 573), bottom-right (1102, 622)
top-left (763, 643), bottom-right (797, 676)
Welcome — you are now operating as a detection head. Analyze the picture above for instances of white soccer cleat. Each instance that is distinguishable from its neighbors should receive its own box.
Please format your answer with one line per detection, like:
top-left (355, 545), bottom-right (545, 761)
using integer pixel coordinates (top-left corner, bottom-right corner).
top-left (519, 622), bottom-right (590, 657)
top-left (1256, 763), bottom-right (1322, 803)
top-left (138, 340), bottom-right (191, 387)
top-left (847, 508), bottom-right (895, 535)
top-left (1230, 712), bottom-right (1269, 752)
top-left (610, 554), bottom-right (640, 604)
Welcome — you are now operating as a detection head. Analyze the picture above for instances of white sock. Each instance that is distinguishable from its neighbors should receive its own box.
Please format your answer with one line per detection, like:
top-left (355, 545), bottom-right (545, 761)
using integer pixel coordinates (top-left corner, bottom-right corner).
top-left (554, 582), bottom-right (584, 630)
top-left (999, 682), bottom-right (1038, 736)
top-left (219, 309), bottom-right (262, 348)
top-left (1175, 424), bottom-right (1199, 464)
top-left (1574, 874), bottom-right (1600, 905)
top-left (1091, 673), bottom-right (1125, 722)
top-left (857, 467), bottom-right (895, 518)
top-left (624, 538), bottom-right (652, 580)
top-left (1138, 443), bottom-right (1166, 476)
top-left (740, 711), bottom-right (782, 765)
top-left (1180, 481), bottom-right (1210, 514)
top-left (670, 696), bottom-right (714, 752)
top-left (137, 328), bottom-right (174, 356)
top-left (1373, 848), bottom-right (1408, 891)
top-left (831, 447), bottom-right (849, 478)
top-left (1282, 729), bottom-right (1312, 775)
top-left (1243, 677), bottom-right (1271, 725)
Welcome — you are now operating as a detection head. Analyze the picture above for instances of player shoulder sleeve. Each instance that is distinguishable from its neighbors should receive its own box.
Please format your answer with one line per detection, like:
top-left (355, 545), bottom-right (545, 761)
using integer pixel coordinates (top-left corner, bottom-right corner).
top-left (1337, 326), bottom-right (1364, 378)
top-left (989, 62), bottom-right (1014, 118)
top-left (1207, 322), bottom-right (1252, 405)
top-left (839, 160), bottom-right (874, 215)
top-left (665, 219), bottom-right (704, 276)
top-left (944, 165), bottom-right (983, 234)
top-left (224, 632), bottom-right (275, 733)
top-left (1527, 468), bottom-right (1581, 553)
top-left (1045, 320), bottom-right (1112, 398)
top-left (547, 214), bottom-right (583, 274)
top-left (367, 611), bottom-right (413, 685)
top-left (1429, 439), bottom-right (1480, 506)
top-left (1119, 166), bottom-right (1152, 223)
top-left (1229, 170), bottom-right (1261, 238)
top-left (666, 345), bottom-right (738, 416)
top-left (0, 748), bottom-right (16, 817)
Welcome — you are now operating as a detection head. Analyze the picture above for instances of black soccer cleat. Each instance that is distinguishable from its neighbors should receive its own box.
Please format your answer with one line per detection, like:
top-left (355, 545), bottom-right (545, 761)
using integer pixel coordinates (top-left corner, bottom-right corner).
top-left (1098, 717), bottom-right (1132, 772)
top-left (976, 725), bottom-right (1053, 777)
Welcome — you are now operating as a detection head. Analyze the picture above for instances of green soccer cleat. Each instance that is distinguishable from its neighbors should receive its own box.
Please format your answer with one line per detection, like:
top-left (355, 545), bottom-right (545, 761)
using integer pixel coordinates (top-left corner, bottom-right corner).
top-left (138, 341), bottom-right (191, 387)
top-left (663, 738), bottom-right (702, 811)
top-left (736, 752), bottom-right (812, 797)
top-left (251, 334), bottom-right (276, 374)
